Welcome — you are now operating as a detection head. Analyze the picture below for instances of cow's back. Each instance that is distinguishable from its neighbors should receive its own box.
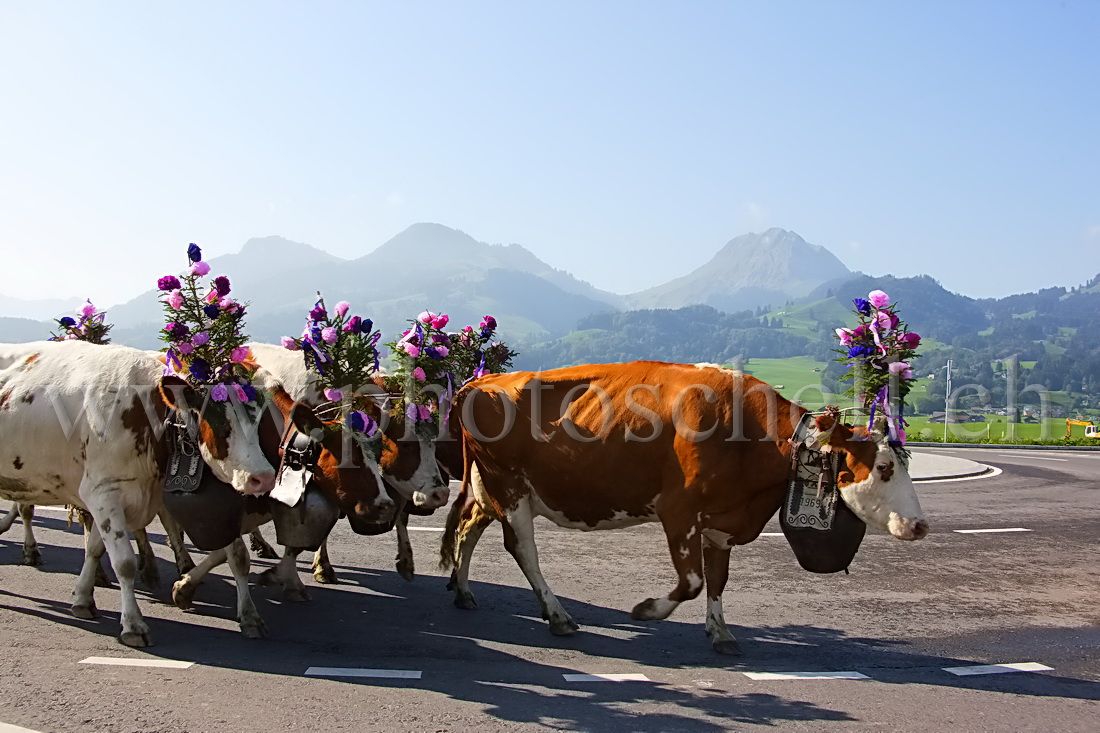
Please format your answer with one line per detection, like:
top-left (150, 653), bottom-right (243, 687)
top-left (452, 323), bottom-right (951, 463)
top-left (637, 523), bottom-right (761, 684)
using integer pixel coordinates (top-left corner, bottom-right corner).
top-left (0, 341), bottom-right (166, 524)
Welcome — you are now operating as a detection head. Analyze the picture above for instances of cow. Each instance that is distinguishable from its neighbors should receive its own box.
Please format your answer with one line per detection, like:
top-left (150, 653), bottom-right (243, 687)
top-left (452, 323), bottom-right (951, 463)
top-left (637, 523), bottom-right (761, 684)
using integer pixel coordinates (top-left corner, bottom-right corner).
top-left (0, 341), bottom-right (278, 646)
top-left (440, 362), bottom-right (929, 654)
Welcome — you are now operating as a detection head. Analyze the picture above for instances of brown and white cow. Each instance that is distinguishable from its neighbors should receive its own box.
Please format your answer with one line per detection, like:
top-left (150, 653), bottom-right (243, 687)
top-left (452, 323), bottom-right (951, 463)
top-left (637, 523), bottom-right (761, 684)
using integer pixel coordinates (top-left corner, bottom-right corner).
top-left (0, 341), bottom-right (276, 646)
top-left (440, 361), bottom-right (929, 654)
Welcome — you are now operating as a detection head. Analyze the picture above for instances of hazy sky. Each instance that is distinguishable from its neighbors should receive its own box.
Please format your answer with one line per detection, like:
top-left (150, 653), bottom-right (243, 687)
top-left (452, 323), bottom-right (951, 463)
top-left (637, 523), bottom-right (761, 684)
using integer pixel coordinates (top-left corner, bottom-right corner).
top-left (1, 1), bottom-right (1097, 309)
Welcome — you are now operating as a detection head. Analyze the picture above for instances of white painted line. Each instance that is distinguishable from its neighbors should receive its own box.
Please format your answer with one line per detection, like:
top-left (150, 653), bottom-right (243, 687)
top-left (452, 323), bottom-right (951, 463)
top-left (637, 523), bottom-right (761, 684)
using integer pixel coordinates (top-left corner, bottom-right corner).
top-left (759, 532), bottom-right (784, 537)
top-left (0, 723), bottom-right (47, 733)
top-left (744, 671), bottom-right (869, 681)
top-left (79, 657), bottom-right (194, 669)
top-left (915, 466), bottom-right (1002, 483)
top-left (407, 527), bottom-right (445, 532)
top-left (995, 454), bottom-right (1067, 462)
top-left (943, 662), bottom-right (1052, 676)
top-left (304, 667), bottom-right (422, 679)
top-left (562, 673), bottom-right (651, 682)
top-left (953, 528), bottom-right (1033, 534)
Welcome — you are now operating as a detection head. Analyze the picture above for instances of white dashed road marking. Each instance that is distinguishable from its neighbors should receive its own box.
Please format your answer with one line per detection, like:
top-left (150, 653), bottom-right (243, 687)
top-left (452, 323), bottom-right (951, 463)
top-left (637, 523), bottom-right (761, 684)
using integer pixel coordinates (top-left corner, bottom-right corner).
top-left (407, 527), bottom-right (445, 532)
top-left (79, 657), bottom-right (194, 669)
top-left (0, 723), bottom-right (46, 733)
top-left (953, 528), bottom-right (1033, 534)
top-left (995, 454), bottom-right (1067, 462)
top-left (743, 671), bottom-right (869, 681)
top-left (562, 673), bottom-right (651, 682)
top-left (305, 667), bottom-right (422, 679)
top-left (759, 532), bottom-right (784, 537)
top-left (943, 662), bottom-right (1053, 676)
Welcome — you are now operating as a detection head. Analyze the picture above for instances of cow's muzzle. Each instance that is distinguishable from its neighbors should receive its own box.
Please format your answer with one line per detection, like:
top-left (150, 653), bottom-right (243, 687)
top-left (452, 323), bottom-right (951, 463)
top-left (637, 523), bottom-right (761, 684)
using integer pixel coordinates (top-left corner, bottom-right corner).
top-left (888, 513), bottom-right (930, 541)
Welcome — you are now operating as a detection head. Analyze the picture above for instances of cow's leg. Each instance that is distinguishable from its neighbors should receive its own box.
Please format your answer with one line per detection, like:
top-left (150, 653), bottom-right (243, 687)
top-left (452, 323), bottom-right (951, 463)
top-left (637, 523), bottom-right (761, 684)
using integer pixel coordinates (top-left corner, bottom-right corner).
top-left (75, 511), bottom-right (114, 588)
top-left (79, 485), bottom-right (152, 647)
top-left (631, 509), bottom-right (703, 622)
top-left (394, 503), bottom-right (415, 581)
top-left (0, 502), bottom-right (16, 534)
top-left (701, 529), bottom-right (740, 655)
top-left (158, 509), bottom-right (196, 576)
top-left (312, 540), bottom-right (337, 584)
top-left (71, 520), bottom-right (106, 620)
top-left (171, 546), bottom-right (228, 610)
top-left (134, 528), bottom-right (160, 591)
top-left (259, 546), bottom-right (310, 602)
top-left (249, 528), bottom-right (280, 560)
top-left (225, 536), bottom-right (267, 639)
top-left (448, 502), bottom-right (493, 610)
top-left (500, 497), bottom-right (577, 635)
top-left (17, 504), bottom-right (41, 566)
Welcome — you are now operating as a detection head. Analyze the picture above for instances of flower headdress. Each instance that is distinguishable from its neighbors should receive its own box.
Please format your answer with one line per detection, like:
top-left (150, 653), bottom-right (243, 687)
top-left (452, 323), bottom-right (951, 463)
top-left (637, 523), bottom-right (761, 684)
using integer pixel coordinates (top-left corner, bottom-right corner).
top-left (447, 314), bottom-right (517, 384)
top-left (281, 295), bottom-right (383, 443)
top-left (157, 243), bottom-right (257, 402)
top-left (833, 289), bottom-right (921, 446)
top-left (385, 311), bottom-right (457, 430)
top-left (50, 300), bottom-right (112, 344)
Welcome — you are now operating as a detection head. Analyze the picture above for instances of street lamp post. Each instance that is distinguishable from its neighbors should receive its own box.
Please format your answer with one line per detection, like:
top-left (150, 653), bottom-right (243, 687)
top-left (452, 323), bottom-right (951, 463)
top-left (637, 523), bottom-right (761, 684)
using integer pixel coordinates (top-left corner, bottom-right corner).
top-left (943, 359), bottom-right (953, 444)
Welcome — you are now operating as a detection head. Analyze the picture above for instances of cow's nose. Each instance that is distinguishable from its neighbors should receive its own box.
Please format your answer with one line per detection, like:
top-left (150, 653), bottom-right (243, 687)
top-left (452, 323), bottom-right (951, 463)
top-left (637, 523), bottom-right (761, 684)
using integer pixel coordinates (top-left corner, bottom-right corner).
top-left (247, 472), bottom-right (276, 495)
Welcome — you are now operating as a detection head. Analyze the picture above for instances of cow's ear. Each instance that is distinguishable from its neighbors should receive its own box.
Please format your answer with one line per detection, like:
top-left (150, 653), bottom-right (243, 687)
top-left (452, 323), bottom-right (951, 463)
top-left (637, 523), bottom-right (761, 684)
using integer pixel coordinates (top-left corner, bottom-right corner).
top-left (290, 402), bottom-right (325, 442)
top-left (159, 375), bottom-right (196, 411)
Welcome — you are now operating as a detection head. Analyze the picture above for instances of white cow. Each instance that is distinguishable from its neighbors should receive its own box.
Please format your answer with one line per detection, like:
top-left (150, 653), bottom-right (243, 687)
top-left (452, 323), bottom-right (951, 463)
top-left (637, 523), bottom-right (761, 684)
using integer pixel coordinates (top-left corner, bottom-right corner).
top-left (0, 341), bottom-right (276, 646)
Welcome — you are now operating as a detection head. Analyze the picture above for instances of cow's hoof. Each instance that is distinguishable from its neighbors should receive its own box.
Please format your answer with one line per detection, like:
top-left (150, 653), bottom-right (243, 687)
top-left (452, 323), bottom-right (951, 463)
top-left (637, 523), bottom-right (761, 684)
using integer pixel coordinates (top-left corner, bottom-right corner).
top-left (119, 630), bottom-right (153, 648)
top-left (283, 587), bottom-right (310, 603)
top-left (171, 579), bottom-right (196, 610)
top-left (548, 618), bottom-right (580, 636)
top-left (396, 558), bottom-right (415, 582)
top-left (453, 592), bottom-right (478, 610)
top-left (313, 566), bottom-right (337, 584)
top-left (240, 619), bottom-right (268, 639)
top-left (257, 568), bottom-right (280, 587)
top-left (23, 548), bottom-right (42, 566)
top-left (71, 602), bottom-right (98, 620)
top-left (712, 639), bottom-right (743, 656)
top-left (630, 599), bottom-right (660, 620)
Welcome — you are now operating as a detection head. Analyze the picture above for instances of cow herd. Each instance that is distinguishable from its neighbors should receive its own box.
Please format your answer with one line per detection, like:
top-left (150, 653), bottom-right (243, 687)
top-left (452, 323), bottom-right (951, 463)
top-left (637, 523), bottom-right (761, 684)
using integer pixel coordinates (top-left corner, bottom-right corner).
top-left (0, 342), bottom-right (929, 654)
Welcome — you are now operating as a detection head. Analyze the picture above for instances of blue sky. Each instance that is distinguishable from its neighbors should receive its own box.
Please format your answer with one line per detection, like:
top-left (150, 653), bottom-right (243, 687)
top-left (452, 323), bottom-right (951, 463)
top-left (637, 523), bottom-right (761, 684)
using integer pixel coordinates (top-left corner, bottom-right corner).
top-left (1, 0), bottom-right (1097, 308)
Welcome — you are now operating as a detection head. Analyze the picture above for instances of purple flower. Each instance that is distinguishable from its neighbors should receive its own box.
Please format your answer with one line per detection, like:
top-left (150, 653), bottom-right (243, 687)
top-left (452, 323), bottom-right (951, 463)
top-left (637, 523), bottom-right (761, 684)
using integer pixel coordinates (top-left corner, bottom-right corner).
top-left (847, 345), bottom-right (874, 359)
top-left (230, 347), bottom-right (250, 364)
top-left (435, 345), bottom-right (449, 357)
top-left (321, 327), bottom-right (338, 344)
top-left (213, 276), bottom-right (231, 296)
top-left (203, 304), bottom-right (221, 319)
top-left (81, 301), bottom-right (97, 319)
top-left (192, 331), bottom-right (210, 347)
top-left (210, 384), bottom-right (229, 402)
top-left (481, 315), bottom-right (497, 331)
top-left (59, 316), bottom-right (76, 327)
top-left (309, 303), bottom-right (327, 321)
top-left (187, 243), bottom-right (202, 263)
top-left (417, 405), bottom-right (432, 422)
top-left (190, 261), bottom-right (211, 277)
top-left (344, 316), bottom-right (363, 334)
top-left (405, 403), bottom-right (419, 423)
top-left (158, 275), bottom-right (181, 292)
top-left (425, 347), bottom-right (443, 360)
top-left (324, 388), bottom-right (344, 402)
top-left (347, 410), bottom-right (377, 437)
top-left (853, 298), bottom-right (871, 316)
top-left (165, 322), bottom-right (190, 340)
top-left (240, 383), bottom-right (257, 402)
top-left (178, 342), bottom-right (195, 355)
top-left (335, 301), bottom-right (350, 318)
top-left (281, 336), bottom-right (300, 350)
top-left (899, 332), bottom-right (921, 349)
top-left (189, 358), bottom-right (211, 382)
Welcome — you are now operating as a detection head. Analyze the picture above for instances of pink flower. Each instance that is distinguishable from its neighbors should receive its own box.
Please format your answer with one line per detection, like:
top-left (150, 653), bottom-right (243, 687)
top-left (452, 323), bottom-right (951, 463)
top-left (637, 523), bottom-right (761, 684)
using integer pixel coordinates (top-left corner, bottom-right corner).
top-left (868, 290), bottom-right (890, 309)
top-left (321, 327), bottom-right (338, 344)
top-left (431, 314), bottom-right (449, 329)
top-left (234, 384), bottom-right (249, 402)
top-left (81, 301), bottom-right (96, 319)
top-left (210, 384), bottom-right (229, 402)
top-left (281, 336), bottom-right (299, 350)
top-left (403, 343), bottom-right (421, 358)
top-left (166, 289), bottom-right (184, 310)
top-left (190, 261), bottom-right (211, 277)
top-left (875, 310), bottom-right (898, 331)
top-left (192, 331), bottom-right (210, 347)
top-left (462, 325), bottom-right (473, 334)
top-left (835, 327), bottom-right (854, 345)
top-left (205, 290), bottom-right (219, 303)
top-left (435, 345), bottom-right (450, 357)
top-left (889, 361), bottom-right (913, 379)
top-left (230, 347), bottom-right (250, 364)
top-left (219, 297), bottom-right (238, 313)
top-left (412, 367), bottom-right (427, 382)
top-left (417, 405), bottom-right (432, 421)
top-left (335, 301), bottom-right (350, 318)
top-left (417, 311), bottom-right (437, 324)
top-left (177, 342), bottom-right (195, 355)
top-left (324, 388), bottom-right (344, 402)
top-left (899, 332), bottom-right (921, 349)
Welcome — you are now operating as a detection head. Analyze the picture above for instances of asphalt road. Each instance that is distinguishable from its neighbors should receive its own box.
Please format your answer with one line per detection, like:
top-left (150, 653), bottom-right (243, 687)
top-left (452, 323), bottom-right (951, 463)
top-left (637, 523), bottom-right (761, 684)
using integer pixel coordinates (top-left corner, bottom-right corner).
top-left (0, 447), bottom-right (1097, 732)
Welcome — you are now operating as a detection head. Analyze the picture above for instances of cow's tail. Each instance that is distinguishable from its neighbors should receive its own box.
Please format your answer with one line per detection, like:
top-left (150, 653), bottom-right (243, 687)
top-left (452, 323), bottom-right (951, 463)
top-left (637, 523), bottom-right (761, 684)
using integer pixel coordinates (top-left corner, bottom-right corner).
top-left (439, 434), bottom-right (472, 571)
